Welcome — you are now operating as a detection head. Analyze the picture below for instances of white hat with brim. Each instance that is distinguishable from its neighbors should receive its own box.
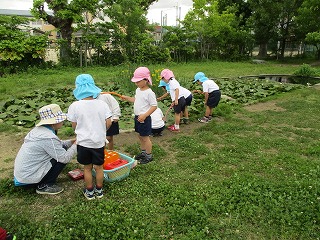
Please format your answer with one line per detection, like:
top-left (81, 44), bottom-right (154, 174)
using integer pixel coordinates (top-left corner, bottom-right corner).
top-left (36, 104), bottom-right (67, 127)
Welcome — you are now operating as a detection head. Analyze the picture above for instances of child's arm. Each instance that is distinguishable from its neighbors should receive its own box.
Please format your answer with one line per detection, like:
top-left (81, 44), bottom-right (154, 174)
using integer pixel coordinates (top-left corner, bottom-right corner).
top-left (121, 95), bottom-right (135, 103)
top-left (137, 106), bottom-right (157, 123)
top-left (174, 88), bottom-right (179, 105)
top-left (193, 89), bottom-right (203, 94)
top-left (71, 122), bottom-right (77, 129)
top-left (157, 92), bottom-right (169, 101)
top-left (106, 117), bottom-right (112, 130)
top-left (204, 92), bottom-right (209, 104)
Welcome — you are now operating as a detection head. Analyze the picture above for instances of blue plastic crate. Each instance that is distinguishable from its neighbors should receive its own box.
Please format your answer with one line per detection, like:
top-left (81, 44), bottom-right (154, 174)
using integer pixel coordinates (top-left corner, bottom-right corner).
top-left (93, 152), bottom-right (135, 182)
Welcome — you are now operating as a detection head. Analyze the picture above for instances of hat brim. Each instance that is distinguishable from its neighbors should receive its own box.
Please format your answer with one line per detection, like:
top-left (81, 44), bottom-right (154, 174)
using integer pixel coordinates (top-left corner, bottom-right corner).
top-left (73, 85), bottom-right (102, 100)
top-left (131, 77), bottom-right (152, 85)
top-left (36, 114), bottom-right (67, 127)
top-left (200, 77), bottom-right (208, 82)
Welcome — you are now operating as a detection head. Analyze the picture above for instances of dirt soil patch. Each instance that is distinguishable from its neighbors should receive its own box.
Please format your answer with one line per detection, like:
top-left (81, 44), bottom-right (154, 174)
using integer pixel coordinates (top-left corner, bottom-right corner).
top-left (244, 100), bottom-right (286, 112)
top-left (0, 121), bottom-right (203, 180)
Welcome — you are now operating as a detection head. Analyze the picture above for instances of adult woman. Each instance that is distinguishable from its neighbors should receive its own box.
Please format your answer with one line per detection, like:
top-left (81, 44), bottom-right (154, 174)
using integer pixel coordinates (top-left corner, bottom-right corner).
top-left (14, 104), bottom-right (77, 195)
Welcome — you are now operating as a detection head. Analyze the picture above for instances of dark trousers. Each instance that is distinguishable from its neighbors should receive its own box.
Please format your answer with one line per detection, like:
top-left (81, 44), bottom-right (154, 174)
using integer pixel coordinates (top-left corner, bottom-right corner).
top-left (39, 159), bottom-right (66, 186)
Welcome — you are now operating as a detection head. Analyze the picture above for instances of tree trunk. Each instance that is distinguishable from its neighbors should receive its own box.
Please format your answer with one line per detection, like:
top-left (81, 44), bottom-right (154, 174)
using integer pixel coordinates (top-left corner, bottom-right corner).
top-left (257, 43), bottom-right (268, 58)
top-left (280, 38), bottom-right (286, 59)
top-left (59, 22), bottom-right (73, 65)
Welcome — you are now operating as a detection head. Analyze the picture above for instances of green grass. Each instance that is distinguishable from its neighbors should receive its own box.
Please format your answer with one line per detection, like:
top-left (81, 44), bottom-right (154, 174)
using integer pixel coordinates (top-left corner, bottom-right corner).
top-left (0, 62), bottom-right (320, 239)
top-left (0, 60), bottom-right (307, 101)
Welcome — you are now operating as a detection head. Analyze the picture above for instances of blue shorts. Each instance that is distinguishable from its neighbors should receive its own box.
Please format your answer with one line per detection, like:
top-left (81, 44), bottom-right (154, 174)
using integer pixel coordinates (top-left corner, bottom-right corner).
top-left (77, 145), bottom-right (104, 166)
top-left (134, 115), bottom-right (152, 136)
top-left (107, 121), bottom-right (120, 136)
top-left (207, 90), bottom-right (221, 108)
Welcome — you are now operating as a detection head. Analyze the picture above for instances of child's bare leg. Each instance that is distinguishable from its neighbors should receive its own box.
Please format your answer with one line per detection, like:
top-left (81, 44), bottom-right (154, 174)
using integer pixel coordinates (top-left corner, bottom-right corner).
top-left (107, 136), bottom-right (113, 150)
top-left (139, 135), bottom-right (152, 154)
top-left (83, 164), bottom-right (94, 189)
top-left (94, 165), bottom-right (104, 188)
top-left (205, 106), bottom-right (212, 117)
top-left (174, 113), bottom-right (180, 125)
top-left (184, 108), bottom-right (189, 119)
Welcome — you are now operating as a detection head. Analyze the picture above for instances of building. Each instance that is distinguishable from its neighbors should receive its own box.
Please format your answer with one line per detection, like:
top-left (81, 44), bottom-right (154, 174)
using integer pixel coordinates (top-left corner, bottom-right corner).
top-left (0, 9), bottom-right (58, 40)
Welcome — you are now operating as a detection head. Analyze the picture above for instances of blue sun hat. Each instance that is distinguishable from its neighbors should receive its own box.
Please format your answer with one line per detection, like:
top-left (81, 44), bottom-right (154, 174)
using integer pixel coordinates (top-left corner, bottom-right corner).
top-left (193, 72), bottom-right (209, 83)
top-left (158, 80), bottom-right (170, 91)
top-left (73, 74), bottom-right (101, 100)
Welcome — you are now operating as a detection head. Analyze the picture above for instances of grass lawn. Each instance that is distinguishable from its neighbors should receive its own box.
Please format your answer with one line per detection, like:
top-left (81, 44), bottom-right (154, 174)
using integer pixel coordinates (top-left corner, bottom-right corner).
top-left (0, 61), bottom-right (319, 239)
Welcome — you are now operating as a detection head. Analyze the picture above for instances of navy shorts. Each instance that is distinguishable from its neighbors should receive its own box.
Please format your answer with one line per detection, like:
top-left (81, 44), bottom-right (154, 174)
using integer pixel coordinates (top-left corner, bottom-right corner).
top-left (185, 94), bottom-right (193, 106)
top-left (152, 126), bottom-right (165, 134)
top-left (134, 115), bottom-right (152, 136)
top-left (77, 145), bottom-right (104, 166)
top-left (207, 90), bottom-right (221, 108)
top-left (173, 97), bottom-right (186, 114)
top-left (107, 121), bottom-right (120, 136)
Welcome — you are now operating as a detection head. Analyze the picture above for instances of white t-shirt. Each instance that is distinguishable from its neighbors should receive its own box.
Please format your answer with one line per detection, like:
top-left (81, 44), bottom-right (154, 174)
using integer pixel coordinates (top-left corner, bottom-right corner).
top-left (97, 94), bottom-right (121, 121)
top-left (180, 86), bottom-right (192, 98)
top-left (134, 88), bottom-right (157, 115)
top-left (67, 99), bottom-right (112, 148)
top-left (202, 80), bottom-right (220, 93)
top-left (168, 78), bottom-right (184, 101)
top-left (150, 108), bottom-right (165, 129)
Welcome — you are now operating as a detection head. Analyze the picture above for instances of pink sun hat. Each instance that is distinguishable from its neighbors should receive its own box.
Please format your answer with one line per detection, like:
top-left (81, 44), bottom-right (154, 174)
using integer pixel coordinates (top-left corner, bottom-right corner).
top-left (160, 69), bottom-right (175, 81)
top-left (131, 67), bottom-right (152, 85)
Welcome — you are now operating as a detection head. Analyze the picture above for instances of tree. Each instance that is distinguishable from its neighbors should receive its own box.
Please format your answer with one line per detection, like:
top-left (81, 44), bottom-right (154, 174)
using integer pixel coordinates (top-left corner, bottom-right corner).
top-left (0, 15), bottom-right (48, 74)
top-left (277, 0), bottom-right (303, 59)
top-left (183, 0), bottom-right (253, 60)
top-left (102, 0), bottom-right (157, 62)
top-left (32, 0), bottom-right (103, 65)
top-left (295, 0), bottom-right (320, 39)
top-left (247, 0), bottom-right (282, 58)
top-left (217, 0), bottom-right (252, 27)
top-left (31, 0), bottom-right (157, 65)
top-left (305, 32), bottom-right (320, 59)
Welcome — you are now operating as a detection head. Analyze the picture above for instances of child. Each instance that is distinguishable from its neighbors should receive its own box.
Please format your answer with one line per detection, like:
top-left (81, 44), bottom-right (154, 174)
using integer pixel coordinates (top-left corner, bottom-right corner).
top-left (193, 72), bottom-right (221, 123)
top-left (157, 80), bottom-right (170, 101)
top-left (150, 107), bottom-right (165, 136)
top-left (158, 79), bottom-right (192, 124)
top-left (97, 93), bottom-right (121, 150)
top-left (121, 67), bottom-right (157, 164)
top-left (67, 74), bottom-right (112, 200)
top-left (160, 69), bottom-right (186, 132)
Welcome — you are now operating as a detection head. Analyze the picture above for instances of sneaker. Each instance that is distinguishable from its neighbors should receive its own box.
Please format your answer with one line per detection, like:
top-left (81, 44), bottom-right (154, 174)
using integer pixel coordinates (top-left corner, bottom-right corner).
top-left (83, 189), bottom-right (95, 200)
top-left (139, 156), bottom-right (153, 164)
top-left (198, 117), bottom-right (209, 123)
top-left (135, 152), bottom-right (146, 160)
top-left (207, 116), bottom-right (213, 121)
top-left (168, 125), bottom-right (180, 132)
top-left (183, 118), bottom-right (190, 124)
top-left (94, 188), bottom-right (104, 199)
top-left (167, 124), bottom-right (175, 129)
top-left (36, 184), bottom-right (64, 195)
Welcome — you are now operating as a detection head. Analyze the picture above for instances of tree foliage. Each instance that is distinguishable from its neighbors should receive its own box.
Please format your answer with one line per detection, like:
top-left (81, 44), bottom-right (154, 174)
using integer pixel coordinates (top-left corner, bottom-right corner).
top-left (181, 0), bottom-right (253, 60)
top-left (31, 0), bottom-right (103, 65)
top-left (305, 32), bottom-right (320, 59)
top-left (0, 15), bottom-right (48, 74)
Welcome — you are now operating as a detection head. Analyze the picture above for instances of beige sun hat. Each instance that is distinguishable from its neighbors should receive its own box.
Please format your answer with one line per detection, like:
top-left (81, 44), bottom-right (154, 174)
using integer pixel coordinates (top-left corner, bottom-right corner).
top-left (36, 104), bottom-right (67, 127)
